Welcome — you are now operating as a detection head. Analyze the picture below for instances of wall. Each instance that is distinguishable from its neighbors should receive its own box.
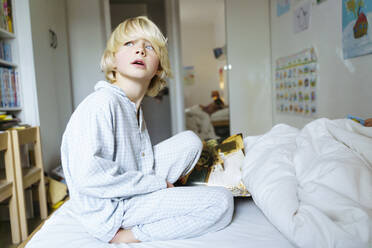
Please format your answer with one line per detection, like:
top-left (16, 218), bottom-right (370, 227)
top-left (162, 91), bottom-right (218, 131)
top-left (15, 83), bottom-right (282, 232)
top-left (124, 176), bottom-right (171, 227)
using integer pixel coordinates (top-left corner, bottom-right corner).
top-left (29, 0), bottom-right (73, 172)
top-left (66, 0), bottom-right (107, 108)
top-left (226, 0), bottom-right (272, 136)
top-left (271, 0), bottom-right (372, 128)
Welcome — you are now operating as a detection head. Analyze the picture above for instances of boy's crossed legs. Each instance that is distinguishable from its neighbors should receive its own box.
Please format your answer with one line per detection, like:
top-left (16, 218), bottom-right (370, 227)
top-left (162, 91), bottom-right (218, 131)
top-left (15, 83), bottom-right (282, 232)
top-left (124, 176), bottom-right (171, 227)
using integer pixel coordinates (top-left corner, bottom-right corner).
top-left (111, 131), bottom-right (234, 243)
top-left (122, 186), bottom-right (234, 242)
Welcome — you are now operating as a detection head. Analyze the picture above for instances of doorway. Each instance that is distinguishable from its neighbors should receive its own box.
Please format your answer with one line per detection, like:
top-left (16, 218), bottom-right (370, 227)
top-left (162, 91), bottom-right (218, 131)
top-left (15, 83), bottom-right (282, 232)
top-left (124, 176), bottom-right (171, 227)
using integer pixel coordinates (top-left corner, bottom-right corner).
top-left (108, 0), bottom-right (172, 145)
top-left (179, 0), bottom-right (230, 141)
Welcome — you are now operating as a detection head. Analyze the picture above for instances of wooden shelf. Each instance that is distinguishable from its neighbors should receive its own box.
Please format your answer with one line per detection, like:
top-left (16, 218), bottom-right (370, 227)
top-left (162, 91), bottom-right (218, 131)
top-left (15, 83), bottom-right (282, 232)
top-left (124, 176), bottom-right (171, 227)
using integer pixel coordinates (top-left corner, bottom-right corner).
top-left (0, 107), bottom-right (22, 112)
top-left (0, 28), bottom-right (15, 39)
top-left (0, 58), bottom-right (17, 68)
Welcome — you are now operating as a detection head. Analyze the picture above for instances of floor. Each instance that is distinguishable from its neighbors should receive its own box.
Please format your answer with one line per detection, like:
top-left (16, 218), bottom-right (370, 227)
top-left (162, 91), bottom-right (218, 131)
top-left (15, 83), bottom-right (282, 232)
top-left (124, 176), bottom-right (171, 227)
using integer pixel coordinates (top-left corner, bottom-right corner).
top-left (0, 204), bottom-right (46, 248)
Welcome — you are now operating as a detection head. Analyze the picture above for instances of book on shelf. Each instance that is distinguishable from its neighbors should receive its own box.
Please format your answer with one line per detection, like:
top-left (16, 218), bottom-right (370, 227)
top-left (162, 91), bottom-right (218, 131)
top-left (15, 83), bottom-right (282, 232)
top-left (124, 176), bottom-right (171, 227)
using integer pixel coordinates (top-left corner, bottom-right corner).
top-left (0, 40), bottom-right (12, 62)
top-left (0, 117), bottom-right (19, 130)
top-left (3, 41), bottom-right (11, 61)
top-left (0, 0), bottom-right (12, 33)
top-left (177, 134), bottom-right (250, 197)
top-left (0, 66), bottom-right (19, 108)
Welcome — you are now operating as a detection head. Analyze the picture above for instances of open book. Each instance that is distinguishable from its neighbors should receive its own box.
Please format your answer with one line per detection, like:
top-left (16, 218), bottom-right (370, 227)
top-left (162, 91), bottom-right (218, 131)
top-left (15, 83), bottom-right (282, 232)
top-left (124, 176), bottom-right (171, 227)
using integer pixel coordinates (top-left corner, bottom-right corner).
top-left (177, 134), bottom-right (250, 197)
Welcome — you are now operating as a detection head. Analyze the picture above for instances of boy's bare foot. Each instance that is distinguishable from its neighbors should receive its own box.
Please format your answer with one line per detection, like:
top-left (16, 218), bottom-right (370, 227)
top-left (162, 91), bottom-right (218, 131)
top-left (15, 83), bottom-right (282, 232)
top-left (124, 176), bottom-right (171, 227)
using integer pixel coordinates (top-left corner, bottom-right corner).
top-left (167, 181), bottom-right (175, 188)
top-left (110, 229), bottom-right (140, 244)
top-left (365, 118), bottom-right (372, 127)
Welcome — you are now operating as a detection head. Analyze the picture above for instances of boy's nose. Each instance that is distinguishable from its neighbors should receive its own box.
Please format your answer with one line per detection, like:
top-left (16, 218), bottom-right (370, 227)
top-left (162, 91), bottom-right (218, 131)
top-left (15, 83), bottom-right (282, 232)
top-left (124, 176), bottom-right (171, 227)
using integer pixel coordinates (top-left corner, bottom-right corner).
top-left (136, 49), bottom-right (146, 56)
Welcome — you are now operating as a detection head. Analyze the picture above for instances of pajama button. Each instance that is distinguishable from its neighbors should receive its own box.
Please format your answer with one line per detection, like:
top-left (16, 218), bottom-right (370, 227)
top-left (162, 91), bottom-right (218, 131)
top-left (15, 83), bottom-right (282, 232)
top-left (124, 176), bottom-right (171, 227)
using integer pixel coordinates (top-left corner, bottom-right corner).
top-left (141, 152), bottom-right (145, 157)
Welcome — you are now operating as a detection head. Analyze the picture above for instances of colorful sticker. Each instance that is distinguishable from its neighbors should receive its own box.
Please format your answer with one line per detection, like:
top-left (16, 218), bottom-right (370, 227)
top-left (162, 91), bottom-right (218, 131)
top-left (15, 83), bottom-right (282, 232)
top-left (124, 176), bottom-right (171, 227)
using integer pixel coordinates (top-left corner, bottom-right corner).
top-left (275, 47), bottom-right (318, 117)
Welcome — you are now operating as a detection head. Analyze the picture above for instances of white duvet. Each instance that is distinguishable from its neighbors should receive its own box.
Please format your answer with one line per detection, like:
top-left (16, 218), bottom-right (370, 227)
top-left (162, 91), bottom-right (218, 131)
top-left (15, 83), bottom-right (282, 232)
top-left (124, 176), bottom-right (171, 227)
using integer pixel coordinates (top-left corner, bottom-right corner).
top-left (242, 118), bottom-right (372, 248)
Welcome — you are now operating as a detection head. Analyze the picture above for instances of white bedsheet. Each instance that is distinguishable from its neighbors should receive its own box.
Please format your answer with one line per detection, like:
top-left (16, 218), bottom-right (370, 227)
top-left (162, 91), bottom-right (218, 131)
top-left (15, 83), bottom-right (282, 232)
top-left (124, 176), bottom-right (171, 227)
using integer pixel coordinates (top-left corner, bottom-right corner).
top-left (26, 198), bottom-right (293, 248)
top-left (210, 108), bottom-right (229, 122)
top-left (242, 118), bottom-right (372, 248)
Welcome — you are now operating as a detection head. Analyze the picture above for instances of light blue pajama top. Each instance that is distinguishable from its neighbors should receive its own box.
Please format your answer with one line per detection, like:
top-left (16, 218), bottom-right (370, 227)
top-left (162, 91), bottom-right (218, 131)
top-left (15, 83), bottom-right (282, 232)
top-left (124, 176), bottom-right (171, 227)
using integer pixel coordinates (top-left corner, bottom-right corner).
top-left (60, 81), bottom-right (167, 242)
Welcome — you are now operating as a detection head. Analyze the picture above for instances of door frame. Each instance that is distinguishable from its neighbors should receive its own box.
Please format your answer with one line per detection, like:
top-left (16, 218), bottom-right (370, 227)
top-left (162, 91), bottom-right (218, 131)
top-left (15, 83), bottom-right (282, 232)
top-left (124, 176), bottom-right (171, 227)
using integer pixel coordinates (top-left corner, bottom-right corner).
top-left (101, 0), bottom-right (185, 135)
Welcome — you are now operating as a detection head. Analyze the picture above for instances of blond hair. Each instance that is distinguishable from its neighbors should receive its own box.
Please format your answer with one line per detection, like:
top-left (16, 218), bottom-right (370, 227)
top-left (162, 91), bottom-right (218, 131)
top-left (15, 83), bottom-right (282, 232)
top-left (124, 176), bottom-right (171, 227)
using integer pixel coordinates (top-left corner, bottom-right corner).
top-left (101, 16), bottom-right (171, 97)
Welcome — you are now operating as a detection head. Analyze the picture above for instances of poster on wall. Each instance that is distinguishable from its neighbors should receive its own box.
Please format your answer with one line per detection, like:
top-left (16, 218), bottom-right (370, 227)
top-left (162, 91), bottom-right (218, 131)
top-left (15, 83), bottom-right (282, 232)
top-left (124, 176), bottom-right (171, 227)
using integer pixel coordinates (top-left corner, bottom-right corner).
top-left (275, 48), bottom-right (318, 117)
top-left (343, 0), bottom-right (372, 59)
top-left (293, 0), bottom-right (312, 33)
top-left (277, 0), bottom-right (290, 17)
top-left (183, 66), bottom-right (195, 85)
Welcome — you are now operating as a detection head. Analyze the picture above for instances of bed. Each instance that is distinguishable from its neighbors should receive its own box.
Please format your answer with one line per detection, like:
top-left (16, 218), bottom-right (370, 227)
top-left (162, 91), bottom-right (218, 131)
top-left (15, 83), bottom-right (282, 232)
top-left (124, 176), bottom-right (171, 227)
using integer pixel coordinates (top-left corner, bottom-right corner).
top-left (210, 108), bottom-right (229, 125)
top-left (25, 198), bottom-right (294, 248)
top-left (26, 118), bottom-right (372, 248)
top-left (211, 108), bottom-right (230, 139)
top-left (185, 105), bottom-right (230, 140)
top-left (184, 105), bottom-right (219, 140)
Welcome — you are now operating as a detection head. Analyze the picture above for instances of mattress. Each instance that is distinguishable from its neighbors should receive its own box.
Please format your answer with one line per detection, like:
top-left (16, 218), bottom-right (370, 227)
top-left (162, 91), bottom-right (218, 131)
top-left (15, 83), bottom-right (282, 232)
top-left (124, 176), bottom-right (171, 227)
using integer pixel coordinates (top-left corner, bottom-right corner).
top-left (26, 198), bottom-right (294, 248)
top-left (210, 108), bottom-right (229, 122)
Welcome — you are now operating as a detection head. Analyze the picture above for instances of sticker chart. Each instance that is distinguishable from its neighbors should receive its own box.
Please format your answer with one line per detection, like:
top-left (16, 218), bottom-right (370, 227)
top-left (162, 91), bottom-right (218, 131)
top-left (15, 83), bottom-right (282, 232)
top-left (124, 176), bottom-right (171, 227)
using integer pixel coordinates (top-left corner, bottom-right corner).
top-left (275, 47), bottom-right (318, 116)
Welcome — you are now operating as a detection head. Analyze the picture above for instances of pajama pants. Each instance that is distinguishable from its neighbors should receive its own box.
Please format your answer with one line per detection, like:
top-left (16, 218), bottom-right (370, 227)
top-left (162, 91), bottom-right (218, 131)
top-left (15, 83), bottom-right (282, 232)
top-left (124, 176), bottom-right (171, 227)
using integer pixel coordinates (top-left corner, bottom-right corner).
top-left (121, 131), bottom-right (234, 242)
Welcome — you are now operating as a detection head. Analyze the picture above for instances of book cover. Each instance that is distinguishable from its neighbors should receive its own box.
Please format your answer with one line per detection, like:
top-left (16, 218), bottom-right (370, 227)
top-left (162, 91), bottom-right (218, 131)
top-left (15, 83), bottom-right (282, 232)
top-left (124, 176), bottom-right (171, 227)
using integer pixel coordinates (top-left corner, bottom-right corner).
top-left (177, 134), bottom-right (250, 197)
top-left (0, 68), bottom-right (5, 107)
top-left (3, 42), bottom-right (11, 62)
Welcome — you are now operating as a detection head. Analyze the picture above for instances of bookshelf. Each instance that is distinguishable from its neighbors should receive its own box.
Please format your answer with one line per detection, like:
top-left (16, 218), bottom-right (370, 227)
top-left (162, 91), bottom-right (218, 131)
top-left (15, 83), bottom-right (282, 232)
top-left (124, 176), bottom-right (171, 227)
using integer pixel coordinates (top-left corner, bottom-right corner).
top-left (0, 27), bottom-right (14, 39)
top-left (0, 0), bottom-right (22, 120)
top-left (0, 57), bottom-right (17, 67)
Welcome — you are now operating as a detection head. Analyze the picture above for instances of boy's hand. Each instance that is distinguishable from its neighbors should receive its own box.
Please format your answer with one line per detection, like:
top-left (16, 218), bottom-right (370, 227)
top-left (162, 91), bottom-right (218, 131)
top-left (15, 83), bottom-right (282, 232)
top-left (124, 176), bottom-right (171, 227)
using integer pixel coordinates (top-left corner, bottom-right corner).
top-left (167, 181), bottom-right (175, 188)
top-left (365, 118), bottom-right (372, 127)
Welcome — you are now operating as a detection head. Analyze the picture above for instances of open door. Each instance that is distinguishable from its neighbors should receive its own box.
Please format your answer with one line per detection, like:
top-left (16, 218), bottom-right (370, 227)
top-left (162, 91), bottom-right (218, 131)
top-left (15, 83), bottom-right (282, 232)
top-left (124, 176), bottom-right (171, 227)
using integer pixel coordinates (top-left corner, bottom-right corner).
top-left (225, 0), bottom-right (272, 136)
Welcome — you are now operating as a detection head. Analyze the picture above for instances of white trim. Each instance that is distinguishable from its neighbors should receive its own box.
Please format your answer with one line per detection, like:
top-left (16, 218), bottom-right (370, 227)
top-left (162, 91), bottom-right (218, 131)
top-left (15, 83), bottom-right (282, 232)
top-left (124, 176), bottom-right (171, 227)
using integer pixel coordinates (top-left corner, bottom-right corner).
top-left (101, 0), bottom-right (112, 41)
top-left (13, 0), bottom-right (40, 126)
top-left (165, 0), bottom-right (185, 135)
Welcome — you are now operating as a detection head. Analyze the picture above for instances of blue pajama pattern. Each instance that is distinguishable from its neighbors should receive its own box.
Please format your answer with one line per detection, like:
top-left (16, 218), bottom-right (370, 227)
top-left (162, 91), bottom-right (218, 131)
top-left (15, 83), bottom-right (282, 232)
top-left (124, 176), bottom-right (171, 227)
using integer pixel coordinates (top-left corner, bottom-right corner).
top-left (61, 81), bottom-right (233, 243)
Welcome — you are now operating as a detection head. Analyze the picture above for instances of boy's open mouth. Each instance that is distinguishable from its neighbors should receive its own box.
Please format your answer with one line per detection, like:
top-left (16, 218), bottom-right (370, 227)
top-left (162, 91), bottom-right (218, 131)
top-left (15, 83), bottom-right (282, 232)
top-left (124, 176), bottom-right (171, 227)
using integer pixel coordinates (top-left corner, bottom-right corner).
top-left (131, 59), bottom-right (146, 67)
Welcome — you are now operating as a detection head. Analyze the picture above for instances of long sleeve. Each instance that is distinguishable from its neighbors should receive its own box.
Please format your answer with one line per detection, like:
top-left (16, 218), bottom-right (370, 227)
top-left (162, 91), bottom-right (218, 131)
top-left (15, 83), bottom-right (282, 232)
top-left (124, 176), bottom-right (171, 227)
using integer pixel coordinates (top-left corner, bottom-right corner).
top-left (62, 99), bottom-right (166, 200)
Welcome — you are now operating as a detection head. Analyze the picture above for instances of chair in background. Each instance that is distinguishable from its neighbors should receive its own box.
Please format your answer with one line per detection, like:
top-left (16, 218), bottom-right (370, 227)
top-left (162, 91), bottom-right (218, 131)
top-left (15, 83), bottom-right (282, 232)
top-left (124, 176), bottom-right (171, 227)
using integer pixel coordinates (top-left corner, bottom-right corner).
top-left (12, 126), bottom-right (48, 241)
top-left (0, 131), bottom-right (21, 244)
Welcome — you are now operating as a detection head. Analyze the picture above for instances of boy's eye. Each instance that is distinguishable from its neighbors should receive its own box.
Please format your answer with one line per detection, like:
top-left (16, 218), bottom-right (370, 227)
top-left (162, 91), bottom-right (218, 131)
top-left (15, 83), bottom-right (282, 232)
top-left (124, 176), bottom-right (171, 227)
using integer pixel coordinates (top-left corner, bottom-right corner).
top-left (124, 41), bottom-right (134, 47)
top-left (145, 45), bottom-right (154, 50)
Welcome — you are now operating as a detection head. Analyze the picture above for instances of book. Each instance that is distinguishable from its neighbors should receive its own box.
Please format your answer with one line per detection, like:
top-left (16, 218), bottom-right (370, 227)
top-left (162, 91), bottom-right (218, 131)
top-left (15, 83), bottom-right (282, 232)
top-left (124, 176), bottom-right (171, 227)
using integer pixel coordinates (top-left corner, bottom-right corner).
top-left (177, 134), bottom-right (250, 197)
top-left (3, 42), bottom-right (11, 62)
top-left (347, 114), bottom-right (365, 125)
top-left (0, 118), bottom-right (19, 130)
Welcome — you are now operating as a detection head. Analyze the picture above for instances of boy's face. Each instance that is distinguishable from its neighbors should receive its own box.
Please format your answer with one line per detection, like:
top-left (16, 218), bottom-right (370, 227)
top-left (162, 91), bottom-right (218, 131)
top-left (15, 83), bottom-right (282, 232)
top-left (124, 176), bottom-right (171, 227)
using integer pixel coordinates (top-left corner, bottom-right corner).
top-left (114, 38), bottom-right (160, 83)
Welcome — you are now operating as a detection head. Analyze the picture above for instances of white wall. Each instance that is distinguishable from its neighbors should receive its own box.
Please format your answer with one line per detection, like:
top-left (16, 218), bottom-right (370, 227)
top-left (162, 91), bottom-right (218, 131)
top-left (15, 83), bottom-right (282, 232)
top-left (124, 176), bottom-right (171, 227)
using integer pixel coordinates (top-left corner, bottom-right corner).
top-left (66, 0), bottom-right (107, 108)
top-left (29, 0), bottom-right (73, 172)
top-left (226, 0), bottom-right (272, 136)
top-left (181, 23), bottom-right (222, 107)
top-left (271, 0), bottom-right (372, 128)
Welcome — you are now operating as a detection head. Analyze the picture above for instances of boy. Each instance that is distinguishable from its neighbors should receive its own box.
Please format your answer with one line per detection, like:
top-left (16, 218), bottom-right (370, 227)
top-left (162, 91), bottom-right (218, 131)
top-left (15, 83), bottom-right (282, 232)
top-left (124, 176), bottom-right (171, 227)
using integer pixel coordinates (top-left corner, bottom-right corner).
top-left (61, 16), bottom-right (233, 244)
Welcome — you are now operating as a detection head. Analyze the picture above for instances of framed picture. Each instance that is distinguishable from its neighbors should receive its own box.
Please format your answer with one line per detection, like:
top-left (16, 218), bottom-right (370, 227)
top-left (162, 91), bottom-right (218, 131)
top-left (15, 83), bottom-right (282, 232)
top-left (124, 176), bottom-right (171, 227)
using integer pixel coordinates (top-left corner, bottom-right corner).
top-left (343, 0), bottom-right (372, 59)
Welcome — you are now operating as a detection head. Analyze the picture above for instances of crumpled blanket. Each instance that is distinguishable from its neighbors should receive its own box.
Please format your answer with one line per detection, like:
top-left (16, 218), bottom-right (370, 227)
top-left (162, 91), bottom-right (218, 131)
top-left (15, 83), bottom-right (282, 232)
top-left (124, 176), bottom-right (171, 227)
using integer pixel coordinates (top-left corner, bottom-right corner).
top-left (185, 105), bottom-right (219, 140)
top-left (242, 118), bottom-right (372, 248)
